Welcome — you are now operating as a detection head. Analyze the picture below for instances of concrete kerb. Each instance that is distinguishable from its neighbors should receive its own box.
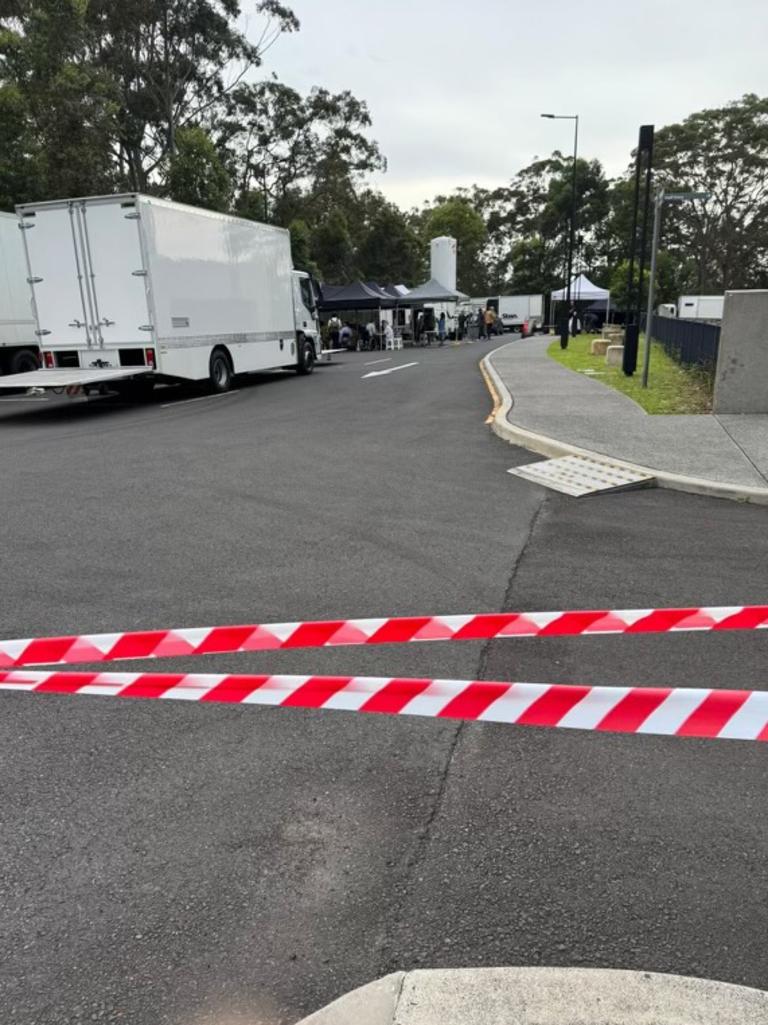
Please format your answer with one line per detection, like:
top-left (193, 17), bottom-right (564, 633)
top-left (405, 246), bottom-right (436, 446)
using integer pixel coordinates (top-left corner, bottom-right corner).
top-left (480, 344), bottom-right (768, 505)
top-left (296, 967), bottom-right (768, 1024)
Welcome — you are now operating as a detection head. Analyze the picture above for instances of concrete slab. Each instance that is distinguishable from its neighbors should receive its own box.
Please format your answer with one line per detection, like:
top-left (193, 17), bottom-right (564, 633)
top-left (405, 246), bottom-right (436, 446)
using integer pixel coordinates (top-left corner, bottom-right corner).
top-left (298, 972), bottom-right (405, 1025)
top-left (487, 338), bottom-right (768, 491)
top-left (717, 414), bottom-right (768, 479)
top-left (297, 968), bottom-right (768, 1024)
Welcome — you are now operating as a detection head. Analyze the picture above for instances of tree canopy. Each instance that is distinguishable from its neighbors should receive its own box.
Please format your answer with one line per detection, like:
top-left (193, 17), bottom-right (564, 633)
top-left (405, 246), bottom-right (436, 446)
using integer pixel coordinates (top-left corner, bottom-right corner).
top-left (0, 10), bottom-right (766, 296)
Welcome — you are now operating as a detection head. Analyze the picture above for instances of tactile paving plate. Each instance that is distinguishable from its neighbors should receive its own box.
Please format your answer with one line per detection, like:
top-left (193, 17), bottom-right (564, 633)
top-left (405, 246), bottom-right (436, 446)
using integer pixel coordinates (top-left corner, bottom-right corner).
top-left (508, 454), bottom-right (656, 497)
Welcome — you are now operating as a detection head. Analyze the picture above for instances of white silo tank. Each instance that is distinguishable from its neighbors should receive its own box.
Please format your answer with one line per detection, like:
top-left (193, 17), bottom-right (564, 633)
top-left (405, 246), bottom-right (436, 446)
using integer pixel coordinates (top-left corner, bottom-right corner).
top-left (431, 236), bottom-right (457, 291)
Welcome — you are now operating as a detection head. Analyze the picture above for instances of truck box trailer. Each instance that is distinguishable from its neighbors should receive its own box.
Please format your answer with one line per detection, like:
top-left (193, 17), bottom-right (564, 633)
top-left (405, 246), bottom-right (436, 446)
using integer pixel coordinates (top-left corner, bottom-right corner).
top-left (460, 294), bottom-right (544, 333)
top-left (677, 295), bottom-right (724, 321)
top-left (0, 210), bottom-right (39, 375)
top-left (0, 194), bottom-right (320, 396)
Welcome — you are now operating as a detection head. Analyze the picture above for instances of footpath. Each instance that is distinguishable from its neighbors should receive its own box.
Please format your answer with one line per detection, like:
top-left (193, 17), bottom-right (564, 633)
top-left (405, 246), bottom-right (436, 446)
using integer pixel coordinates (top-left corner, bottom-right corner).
top-left (483, 335), bottom-right (768, 503)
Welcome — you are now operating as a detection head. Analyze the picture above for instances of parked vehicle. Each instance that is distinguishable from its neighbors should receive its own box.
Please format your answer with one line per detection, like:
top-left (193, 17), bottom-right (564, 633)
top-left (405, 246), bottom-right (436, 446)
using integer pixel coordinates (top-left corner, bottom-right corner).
top-left (677, 295), bottom-right (724, 321)
top-left (0, 194), bottom-right (321, 397)
top-left (0, 210), bottom-right (39, 376)
top-left (462, 295), bottom-right (544, 334)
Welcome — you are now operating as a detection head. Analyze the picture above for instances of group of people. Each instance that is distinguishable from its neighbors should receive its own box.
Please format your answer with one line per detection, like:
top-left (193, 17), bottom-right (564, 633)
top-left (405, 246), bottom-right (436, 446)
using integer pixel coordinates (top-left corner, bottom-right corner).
top-left (326, 315), bottom-right (394, 352)
top-left (324, 304), bottom-right (507, 351)
top-left (455, 306), bottom-right (503, 341)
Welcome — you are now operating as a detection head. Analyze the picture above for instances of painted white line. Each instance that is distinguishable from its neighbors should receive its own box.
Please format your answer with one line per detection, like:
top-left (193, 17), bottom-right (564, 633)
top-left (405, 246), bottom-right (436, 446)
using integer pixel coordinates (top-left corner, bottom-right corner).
top-left (0, 397), bottom-right (50, 403)
top-left (364, 358), bottom-right (392, 366)
top-left (362, 362), bottom-right (419, 380)
top-left (161, 391), bottom-right (240, 409)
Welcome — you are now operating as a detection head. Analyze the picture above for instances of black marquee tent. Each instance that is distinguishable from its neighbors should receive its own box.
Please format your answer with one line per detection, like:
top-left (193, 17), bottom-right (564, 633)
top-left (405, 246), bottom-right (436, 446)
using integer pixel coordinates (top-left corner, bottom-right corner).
top-left (318, 281), bottom-right (396, 311)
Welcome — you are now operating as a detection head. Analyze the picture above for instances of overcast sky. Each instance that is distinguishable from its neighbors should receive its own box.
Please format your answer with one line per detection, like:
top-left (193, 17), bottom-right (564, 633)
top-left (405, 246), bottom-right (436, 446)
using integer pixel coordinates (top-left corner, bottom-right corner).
top-left (251, 0), bottom-right (767, 210)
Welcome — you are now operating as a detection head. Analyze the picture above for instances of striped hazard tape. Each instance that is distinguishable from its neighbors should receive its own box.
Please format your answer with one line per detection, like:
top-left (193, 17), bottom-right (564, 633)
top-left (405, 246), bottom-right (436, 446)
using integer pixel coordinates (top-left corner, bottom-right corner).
top-left (1, 605), bottom-right (767, 669)
top-left (2, 670), bottom-right (767, 742)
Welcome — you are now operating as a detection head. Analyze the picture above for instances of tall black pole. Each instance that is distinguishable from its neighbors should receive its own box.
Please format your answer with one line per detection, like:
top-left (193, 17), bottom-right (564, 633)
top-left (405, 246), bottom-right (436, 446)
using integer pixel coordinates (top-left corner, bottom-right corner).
top-left (635, 133), bottom-right (654, 329)
top-left (624, 155), bottom-right (642, 329)
top-left (623, 125), bottom-right (654, 377)
top-left (561, 115), bottom-right (579, 350)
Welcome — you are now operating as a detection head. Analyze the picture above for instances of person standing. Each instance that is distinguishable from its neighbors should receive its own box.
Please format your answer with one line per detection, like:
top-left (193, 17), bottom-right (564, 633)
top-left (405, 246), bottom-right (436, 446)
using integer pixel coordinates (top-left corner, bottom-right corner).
top-left (458, 311), bottom-right (467, 341)
top-left (476, 308), bottom-right (486, 340)
top-left (383, 320), bottom-right (394, 350)
top-left (366, 318), bottom-right (378, 350)
top-left (484, 306), bottom-right (496, 339)
top-left (328, 314), bottom-right (341, 350)
top-left (437, 311), bottom-right (447, 346)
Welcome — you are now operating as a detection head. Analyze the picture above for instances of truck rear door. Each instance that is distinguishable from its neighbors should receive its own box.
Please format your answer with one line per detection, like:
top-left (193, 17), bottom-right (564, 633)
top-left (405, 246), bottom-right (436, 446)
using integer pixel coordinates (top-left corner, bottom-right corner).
top-left (80, 199), bottom-right (151, 346)
top-left (20, 205), bottom-right (93, 349)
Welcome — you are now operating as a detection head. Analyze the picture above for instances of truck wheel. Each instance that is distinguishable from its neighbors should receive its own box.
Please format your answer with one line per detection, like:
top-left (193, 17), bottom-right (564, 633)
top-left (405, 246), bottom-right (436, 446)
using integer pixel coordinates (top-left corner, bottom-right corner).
top-left (10, 348), bottom-right (38, 375)
top-left (296, 336), bottom-right (315, 375)
top-left (209, 349), bottom-right (233, 392)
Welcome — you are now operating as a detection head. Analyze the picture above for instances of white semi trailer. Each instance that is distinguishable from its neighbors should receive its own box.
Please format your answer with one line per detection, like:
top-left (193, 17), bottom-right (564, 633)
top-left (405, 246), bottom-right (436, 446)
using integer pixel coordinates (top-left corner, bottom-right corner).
top-left (0, 210), bottom-right (39, 376)
top-left (0, 194), bottom-right (320, 396)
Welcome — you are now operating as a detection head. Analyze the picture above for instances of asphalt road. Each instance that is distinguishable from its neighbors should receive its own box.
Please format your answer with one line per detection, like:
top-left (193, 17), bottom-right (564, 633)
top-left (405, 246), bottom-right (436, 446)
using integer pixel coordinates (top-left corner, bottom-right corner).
top-left (1, 343), bottom-right (766, 1024)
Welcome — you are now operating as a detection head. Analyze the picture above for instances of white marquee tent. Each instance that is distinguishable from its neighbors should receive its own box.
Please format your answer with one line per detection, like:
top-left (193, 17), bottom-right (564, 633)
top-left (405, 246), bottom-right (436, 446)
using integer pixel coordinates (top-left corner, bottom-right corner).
top-left (550, 273), bottom-right (609, 303)
top-left (550, 273), bottom-right (612, 323)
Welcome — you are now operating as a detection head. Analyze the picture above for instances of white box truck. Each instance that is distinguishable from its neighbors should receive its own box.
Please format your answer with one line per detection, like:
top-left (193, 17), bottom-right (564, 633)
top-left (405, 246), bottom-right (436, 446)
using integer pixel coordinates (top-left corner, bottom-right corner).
top-left (677, 295), bottom-right (724, 321)
top-left (0, 210), bottom-right (39, 376)
top-left (0, 194), bottom-right (321, 396)
top-left (461, 294), bottom-right (544, 334)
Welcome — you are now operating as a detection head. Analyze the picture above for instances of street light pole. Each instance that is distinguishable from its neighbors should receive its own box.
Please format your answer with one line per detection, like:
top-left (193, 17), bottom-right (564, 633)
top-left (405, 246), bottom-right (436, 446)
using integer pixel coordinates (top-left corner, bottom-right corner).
top-left (641, 190), bottom-right (711, 388)
top-left (542, 113), bottom-right (579, 350)
top-left (641, 190), bottom-right (664, 389)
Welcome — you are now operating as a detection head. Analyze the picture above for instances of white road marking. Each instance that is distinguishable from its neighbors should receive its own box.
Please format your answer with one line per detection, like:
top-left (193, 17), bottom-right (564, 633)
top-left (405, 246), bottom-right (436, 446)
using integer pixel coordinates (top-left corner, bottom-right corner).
top-left (364, 358), bottom-right (392, 366)
top-left (362, 362), bottom-right (419, 380)
top-left (161, 391), bottom-right (239, 409)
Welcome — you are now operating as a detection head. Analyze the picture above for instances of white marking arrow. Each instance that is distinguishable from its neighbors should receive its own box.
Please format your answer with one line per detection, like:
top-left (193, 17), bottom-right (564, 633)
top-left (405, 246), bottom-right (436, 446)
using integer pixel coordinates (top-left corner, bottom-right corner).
top-left (362, 362), bottom-right (419, 379)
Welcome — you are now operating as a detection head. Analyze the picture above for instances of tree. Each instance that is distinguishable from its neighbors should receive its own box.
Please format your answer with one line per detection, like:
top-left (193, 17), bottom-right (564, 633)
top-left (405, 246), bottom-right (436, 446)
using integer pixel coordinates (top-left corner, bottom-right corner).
top-left (0, 0), bottom-right (299, 201)
top-left (221, 80), bottom-right (385, 218)
top-left (0, 1), bottom-right (118, 204)
top-left (88, 0), bottom-right (299, 190)
top-left (651, 94), bottom-right (768, 290)
top-left (310, 208), bottom-right (355, 283)
top-left (167, 126), bottom-right (231, 210)
top-left (288, 218), bottom-right (320, 278)
top-left (355, 193), bottom-right (422, 284)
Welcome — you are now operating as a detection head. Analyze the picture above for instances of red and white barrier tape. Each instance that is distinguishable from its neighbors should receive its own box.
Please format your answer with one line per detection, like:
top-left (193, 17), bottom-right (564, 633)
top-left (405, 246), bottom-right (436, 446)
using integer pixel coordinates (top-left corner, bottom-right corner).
top-left (1, 605), bottom-right (767, 669)
top-left (2, 670), bottom-right (767, 741)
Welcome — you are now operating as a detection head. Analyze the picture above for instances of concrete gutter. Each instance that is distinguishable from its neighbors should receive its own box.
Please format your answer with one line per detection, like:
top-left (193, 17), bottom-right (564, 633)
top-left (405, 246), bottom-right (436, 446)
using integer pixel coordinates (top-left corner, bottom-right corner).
top-left (480, 349), bottom-right (768, 505)
top-left (296, 967), bottom-right (768, 1024)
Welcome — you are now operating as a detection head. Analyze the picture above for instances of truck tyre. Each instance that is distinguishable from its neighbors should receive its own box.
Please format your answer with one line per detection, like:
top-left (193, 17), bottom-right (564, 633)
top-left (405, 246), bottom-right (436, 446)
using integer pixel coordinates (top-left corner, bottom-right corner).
top-left (10, 348), bottom-right (38, 375)
top-left (209, 349), bottom-right (233, 392)
top-left (296, 336), bottom-right (315, 375)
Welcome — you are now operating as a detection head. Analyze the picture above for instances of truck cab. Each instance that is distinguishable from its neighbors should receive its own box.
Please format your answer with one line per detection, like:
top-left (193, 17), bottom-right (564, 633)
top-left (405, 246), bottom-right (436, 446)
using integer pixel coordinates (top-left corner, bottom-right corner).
top-left (292, 271), bottom-right (321, 354)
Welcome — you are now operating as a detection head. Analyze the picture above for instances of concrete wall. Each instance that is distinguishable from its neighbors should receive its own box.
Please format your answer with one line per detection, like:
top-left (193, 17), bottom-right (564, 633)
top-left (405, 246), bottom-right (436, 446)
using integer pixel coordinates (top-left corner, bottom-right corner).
top-left (714, 290), bottom-right (768, 413)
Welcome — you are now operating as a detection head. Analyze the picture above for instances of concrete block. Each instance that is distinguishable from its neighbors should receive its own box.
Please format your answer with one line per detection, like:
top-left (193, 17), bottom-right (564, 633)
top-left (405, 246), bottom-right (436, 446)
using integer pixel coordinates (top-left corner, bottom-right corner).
top-left (298, 972), bottom-right (404, 1025)
top-left (714, 289), bottom-right (768, 413)
top-left (590, 339), bottom-right (610, 356)
top-left (296, 967), bottom-right (768, 1025)
top-left (606, 344), bottom-right (624, 367)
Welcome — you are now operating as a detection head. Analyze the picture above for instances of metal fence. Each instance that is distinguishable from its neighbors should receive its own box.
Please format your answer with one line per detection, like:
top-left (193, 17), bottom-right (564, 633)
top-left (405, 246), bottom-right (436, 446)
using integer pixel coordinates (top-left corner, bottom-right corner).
top-left (647, 314), bottom-right (721, 368)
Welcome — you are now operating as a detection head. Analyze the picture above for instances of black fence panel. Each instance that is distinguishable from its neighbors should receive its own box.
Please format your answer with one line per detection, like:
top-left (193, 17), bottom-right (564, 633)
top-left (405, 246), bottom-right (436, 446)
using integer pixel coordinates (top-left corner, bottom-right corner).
top-left (647, 315), bottom-right (721, 367)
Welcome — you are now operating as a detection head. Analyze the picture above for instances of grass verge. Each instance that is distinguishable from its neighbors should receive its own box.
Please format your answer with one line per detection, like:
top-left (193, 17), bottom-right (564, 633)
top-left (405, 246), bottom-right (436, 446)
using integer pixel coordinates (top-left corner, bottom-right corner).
top-left (547, 333), bottom-right (713, 414)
